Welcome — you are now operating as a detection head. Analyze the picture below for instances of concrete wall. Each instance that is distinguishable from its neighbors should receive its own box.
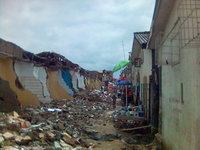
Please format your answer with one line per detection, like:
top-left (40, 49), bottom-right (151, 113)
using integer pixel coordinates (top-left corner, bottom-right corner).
top-left (158, 0), bottom-right (200, 149)
top-left (161, 47), bottom-right (200, 150)
top-left (71, 71), bottom-right (86, 90)
top-left (0, 58), bottom-right (40, 106)
top-left (58, 70), bottom-right (74, 96)
top-left (71, 70), bottom-right (78, 91)
top-left (47, 70), bottom-right (73, 100)
top-left (139, 49), bottom-right (152, 121)
top-left (76, 72), bottom-right (85, 89)
top-left (14, 61), bottom-right (52, 103)
top-left (33, 66), bottom-right (50, 98)
top-left (0, 77), bottom-right (21, 112)
top-left (86, 78), bottom-right (102, 90)
top-left (139, 49), bottom-right (152, 84)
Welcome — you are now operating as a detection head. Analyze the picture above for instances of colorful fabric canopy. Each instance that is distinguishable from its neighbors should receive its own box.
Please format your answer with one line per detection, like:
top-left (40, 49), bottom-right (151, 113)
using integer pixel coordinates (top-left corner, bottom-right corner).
top-left (112, 60), bottom-right (130, 72)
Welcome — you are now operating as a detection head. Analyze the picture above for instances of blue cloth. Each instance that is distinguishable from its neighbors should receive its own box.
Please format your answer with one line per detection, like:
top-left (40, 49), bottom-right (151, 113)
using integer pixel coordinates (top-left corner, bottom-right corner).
top-left (117, 81), bottom-right (132, 85)
top-left (61, 69), bottom-right (76, 95)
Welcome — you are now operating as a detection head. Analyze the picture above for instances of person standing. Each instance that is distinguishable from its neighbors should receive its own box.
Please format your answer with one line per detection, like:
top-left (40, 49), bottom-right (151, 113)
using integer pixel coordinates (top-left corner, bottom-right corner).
top-left (112, 87), bottom-right (117, 109)
top-left (112, 93), bottom-right (117, 109)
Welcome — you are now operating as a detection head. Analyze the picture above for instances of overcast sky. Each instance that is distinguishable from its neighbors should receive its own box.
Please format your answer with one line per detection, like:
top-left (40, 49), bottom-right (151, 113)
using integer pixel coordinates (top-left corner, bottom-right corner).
top-left (0, 0), bottom-right (155, 72)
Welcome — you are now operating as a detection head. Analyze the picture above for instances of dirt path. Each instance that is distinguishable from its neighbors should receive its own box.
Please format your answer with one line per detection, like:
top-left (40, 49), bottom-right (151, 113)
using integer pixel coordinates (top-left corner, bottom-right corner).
top-left (82, 102), bottom-right (133, 150)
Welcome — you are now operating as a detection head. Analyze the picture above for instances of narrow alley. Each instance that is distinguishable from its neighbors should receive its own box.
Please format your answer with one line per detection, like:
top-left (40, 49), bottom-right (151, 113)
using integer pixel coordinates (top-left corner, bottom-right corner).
top-left (1, 0), bottom-right (200, 150)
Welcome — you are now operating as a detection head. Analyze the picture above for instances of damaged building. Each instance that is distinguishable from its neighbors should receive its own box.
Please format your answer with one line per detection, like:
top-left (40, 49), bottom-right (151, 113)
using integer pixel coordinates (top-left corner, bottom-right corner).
top-left (0, 38), bottom-right (108, 111)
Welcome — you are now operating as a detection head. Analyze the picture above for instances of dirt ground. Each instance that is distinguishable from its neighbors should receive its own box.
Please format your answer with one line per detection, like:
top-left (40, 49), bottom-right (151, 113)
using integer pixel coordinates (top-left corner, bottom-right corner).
top-left (0, 94), bottom-right (161, 150)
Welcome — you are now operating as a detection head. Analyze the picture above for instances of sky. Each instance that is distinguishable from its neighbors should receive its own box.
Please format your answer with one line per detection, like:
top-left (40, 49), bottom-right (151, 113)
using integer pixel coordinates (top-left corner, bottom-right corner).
top-left (0, 0), bottom-right (155, 72)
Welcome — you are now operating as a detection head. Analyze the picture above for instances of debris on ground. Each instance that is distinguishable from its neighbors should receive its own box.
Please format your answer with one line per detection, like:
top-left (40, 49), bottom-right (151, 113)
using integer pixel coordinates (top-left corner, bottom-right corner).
top-left (0, 90), bottom-right (161, 150)
top-left (112, 106), bottom-right (146, 129)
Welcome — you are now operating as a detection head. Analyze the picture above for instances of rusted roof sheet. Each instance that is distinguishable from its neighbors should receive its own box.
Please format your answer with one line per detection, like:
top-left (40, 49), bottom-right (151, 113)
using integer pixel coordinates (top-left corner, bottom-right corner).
top-left (134, 31), bottom-right (150, 48)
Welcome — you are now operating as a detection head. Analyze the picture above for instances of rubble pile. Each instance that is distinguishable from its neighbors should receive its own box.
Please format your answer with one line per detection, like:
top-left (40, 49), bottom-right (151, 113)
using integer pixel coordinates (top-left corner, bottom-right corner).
top-left (0, 96), bottom-right (113, 150)
top-left (75, 90), bottom-right (113, 105)
top-left (0, 89), bottom-right (161, 150)
top-left (112, 107), bottom-right (146, 129)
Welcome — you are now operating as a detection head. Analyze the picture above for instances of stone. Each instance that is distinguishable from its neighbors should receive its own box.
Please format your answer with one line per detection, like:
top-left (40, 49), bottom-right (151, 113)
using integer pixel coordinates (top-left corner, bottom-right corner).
top-left (12, 111), bottom-right (19, 118)
top-left (46, 131), bottom-right (55, 139)
top-left (6, 116), bottom-right (21, 131)
top-left (3, 132), bottom-right (15, 140)
top-left (62, 136), bottom-right (76, 147)
top-left (2, 146), bottom-right (19, 150)
top-left (76, 138), bottom-right (89, 148)
top-left (72, 147), bottom-right (86, 150)
top-left (0, 136), bottom-right (4, 143)
top-left (54, 141), bottom-right (62, 149)
top-left (63, 132), bottom-right (72, 138)
top-left (39, 133), bottom-right (45, 138)
top-left (15, 135), bottom-right (32, 145)
top-left (60, 139), bottom-right (73, 148)
top-left (100, 134), bottom-right (119, 141)
top-left (122, 137), bottom-right (137, 144)
top-left (20, 121), bottom-right (31, 128)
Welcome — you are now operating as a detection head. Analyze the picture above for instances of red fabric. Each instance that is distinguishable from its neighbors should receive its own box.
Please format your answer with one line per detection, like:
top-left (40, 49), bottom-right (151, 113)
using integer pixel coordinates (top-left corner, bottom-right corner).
top-left (120, 76), bottom-right (126, 81)
top-left (122, 88), bottom-right (132, 97)
top-left (112, 78), bottom-right (117, 81)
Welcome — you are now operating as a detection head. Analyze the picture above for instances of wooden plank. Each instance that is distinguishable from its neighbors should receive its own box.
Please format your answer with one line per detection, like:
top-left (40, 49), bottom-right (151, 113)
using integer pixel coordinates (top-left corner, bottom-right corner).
top-left (122, 125), bottom-right (151, 131)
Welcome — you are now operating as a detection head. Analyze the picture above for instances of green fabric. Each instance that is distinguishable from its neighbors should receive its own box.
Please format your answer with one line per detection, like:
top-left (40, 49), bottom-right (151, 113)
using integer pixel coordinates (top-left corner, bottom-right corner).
top-left (112, 60), bottom-right (130, 72)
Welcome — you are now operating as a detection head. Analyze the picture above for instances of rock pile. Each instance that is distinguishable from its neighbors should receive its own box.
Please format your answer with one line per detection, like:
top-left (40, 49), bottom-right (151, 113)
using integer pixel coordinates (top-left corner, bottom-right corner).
top-left (0, 95), bottom-right (113, 150)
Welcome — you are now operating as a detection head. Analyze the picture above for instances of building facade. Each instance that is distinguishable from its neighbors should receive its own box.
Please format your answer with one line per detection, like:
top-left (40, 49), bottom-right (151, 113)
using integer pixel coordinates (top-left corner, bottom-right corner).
top-left (148, 0), bottom-right (200, 149)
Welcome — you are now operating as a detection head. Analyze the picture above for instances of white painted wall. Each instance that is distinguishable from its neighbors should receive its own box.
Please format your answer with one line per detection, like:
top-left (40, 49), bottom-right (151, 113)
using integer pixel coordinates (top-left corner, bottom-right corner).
top-left (139, 49), bottom-right (152, 121)
top-left (14, 61), bottom-right (52, 103)
top-left (71, 72), bottom-right (85, 90)
top-left (157, 0), bottom-right (200, 149)
top-left (76, 72), bottom-right (85, 89)
top-left (14, 61), bottom-right (33, 77)
top-left (33, 66), bottom-right (50, 97)
top-left (139, 49), bottom-right (152, 84)
top-left (72, 73), bottom-right (78, 90)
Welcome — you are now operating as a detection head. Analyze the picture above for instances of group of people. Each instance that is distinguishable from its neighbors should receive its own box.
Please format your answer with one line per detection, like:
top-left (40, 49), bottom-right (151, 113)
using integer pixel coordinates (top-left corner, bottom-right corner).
top-left (111, 86), bottom-right (135, 109)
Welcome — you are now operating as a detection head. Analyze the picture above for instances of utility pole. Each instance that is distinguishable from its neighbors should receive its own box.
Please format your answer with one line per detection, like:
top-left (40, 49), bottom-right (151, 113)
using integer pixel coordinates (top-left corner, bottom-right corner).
top-left (122, 40), bottom-right (125, 60)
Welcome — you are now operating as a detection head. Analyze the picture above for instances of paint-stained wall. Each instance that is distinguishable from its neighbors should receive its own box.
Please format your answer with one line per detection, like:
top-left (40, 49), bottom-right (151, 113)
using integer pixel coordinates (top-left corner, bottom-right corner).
top-left (61, 69), bottom-right (76, 95)
top-left (86, 78), bottom-right (102, 90)
top-left (71, 70), bottom-right (78, 91)
top-left (71, 71), bottom-right (85, 90)
top-left (76, 72), bottom-right (85, 89)
top-left (0, 58), bottom-right (40, 106)
top-left (47, 70), bottom-right (73, 100)
top-left (33, 66), bottom-right (50, 97)
top-left (0, 77), bottom-right (21, 112)
top-left (14, 61), bottom-right (52, 103)
top-left (155, 1), bottom-right (200, 149)
top-left (58, 70), bottom-right (74, 96)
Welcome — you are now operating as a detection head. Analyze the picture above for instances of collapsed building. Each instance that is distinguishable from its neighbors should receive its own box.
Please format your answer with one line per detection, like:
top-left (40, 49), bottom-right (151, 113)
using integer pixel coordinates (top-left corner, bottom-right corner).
top-left (0, 38), bottom-right (109, 112)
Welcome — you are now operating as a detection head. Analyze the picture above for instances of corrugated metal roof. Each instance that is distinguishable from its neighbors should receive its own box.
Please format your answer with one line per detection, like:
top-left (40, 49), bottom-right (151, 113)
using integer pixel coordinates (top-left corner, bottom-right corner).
top-left (134, 31), bottom-right (150, 47)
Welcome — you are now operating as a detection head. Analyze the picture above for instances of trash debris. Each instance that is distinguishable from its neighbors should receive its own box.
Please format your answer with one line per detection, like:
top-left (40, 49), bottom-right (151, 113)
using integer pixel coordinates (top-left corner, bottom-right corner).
top-left (112, 106), bottom-right (146, 129)
top-left (47, 108), bottom-right (62, 112)
top-left (0, 89), bottom-right (159, 149)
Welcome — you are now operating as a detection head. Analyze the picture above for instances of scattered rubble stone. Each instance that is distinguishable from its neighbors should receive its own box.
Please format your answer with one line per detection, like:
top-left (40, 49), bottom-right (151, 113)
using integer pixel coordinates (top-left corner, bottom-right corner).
top-left (15, 135), bottom-right (32, 145)
top-left (0, 90), bottom-right (158, 149)
top-left (0, 136), bottom-right (4, 143)
top-left (100, 134), bottom-right (119, 141)
top-left (3, 132), bottom-right (15, 140)
top-left (112, 108), bottom-right (146, 129)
